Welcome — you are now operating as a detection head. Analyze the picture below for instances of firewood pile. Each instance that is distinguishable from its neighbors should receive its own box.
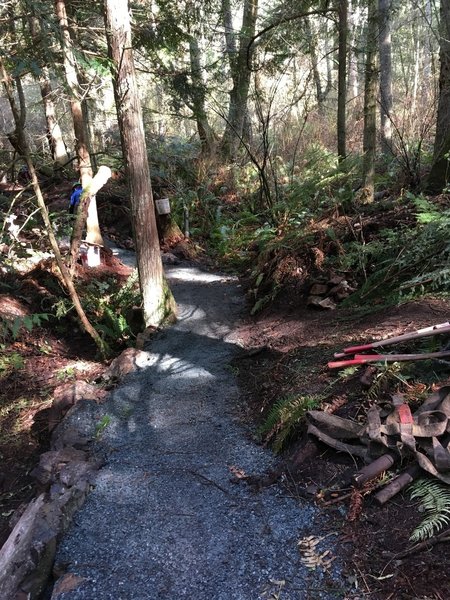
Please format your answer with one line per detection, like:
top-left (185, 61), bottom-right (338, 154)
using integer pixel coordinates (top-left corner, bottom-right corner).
top-left (307, 274), bottom-right (357, 310)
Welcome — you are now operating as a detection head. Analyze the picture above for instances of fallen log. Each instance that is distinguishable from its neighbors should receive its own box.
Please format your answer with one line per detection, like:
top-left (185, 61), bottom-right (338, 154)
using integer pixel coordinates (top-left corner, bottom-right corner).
top-left (352, 453), bottom-right (397, 488)
top-left (374, 464), bottom-right (421, 505)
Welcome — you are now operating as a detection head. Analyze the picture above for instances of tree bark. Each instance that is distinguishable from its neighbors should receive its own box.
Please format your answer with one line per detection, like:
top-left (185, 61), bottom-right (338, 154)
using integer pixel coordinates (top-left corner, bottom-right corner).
top-left (104, 0), bottom-right (176, 327)
top-left (188, 34), bottom-right (216, 155)
top-left (378, 0), bottom-right (393, 155)
top-left (348, 0), bottom-right (363, 101)
top-left (361, 0), bottom-right (378, 202)
top-left (0, 57), bottom-right (108, 358)
top-left (337, 0), bottom-right (347, 161)
top-left (220, 0), bottom-right (258, 160)
top-left (28, 15), bottom-right (69, 166)
top-left (54, 0), bottom-right (104, 252)
top-left (426, 0), bottom-right (450, 192)
top-left (304, 17), bottom-right (324, 109)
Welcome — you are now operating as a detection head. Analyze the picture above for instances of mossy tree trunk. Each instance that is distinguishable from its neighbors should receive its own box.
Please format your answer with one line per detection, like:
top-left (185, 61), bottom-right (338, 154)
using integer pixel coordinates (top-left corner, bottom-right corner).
top-left (104, 0), bottom-right (176, 327)
top-left (426, 0), bottom-right (450, 192)
top-left (337, 0), bottom-right (347, 161)
top-left (220, 0), bottom-right (258, 160)
top-left (361, 0), bottom-right (378, 202)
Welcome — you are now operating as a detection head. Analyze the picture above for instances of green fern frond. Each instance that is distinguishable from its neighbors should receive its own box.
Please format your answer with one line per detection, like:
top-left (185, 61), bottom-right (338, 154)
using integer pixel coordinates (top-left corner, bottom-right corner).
top-left (409, 478), bottom-right (450, 542)
top-left (258, 394), bottom-right (322, 454)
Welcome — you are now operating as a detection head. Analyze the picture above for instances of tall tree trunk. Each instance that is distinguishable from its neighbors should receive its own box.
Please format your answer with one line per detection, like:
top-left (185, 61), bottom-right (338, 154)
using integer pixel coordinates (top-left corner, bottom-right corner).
top-left (54, 0), bottom-right (104, 253)
top-left (0, 57), bottom-right (108, 358)
top-left (378, 0), bottom-right (393, 155)
top-left (426, 0), bottom-right (450, 192)
top-left (104, 0), bottom-right (176, 327)
top-left (361, 0), bottom-right (378, 203)
top-left (304, 17), bottom-right (324, 109)
top-left (220, 0), bottom-right (258, 160)
top-left (188, 34), bottom-right (215, 154)
top-left (39, 75), bottom-right (69, 166)
top-left (348, 0), bottom-right (362, 100)
top-left (337, 0), bottom-right (348, 160)
top-left (29, 15), bottom-right (69, 166)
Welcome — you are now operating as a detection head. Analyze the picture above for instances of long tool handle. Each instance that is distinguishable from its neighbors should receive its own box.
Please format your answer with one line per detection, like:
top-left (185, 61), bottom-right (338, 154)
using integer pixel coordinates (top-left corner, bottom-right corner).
top-left (328, 350), bottom-right (450, 369)
top-left (335, 322), bottom-right (450, 358)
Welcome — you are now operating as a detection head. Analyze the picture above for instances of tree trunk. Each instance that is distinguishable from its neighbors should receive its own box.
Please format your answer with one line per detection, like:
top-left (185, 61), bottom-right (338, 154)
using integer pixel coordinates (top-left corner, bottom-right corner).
top-left (104, 0), bottom-right (176, 327)
top-left (220, 0), bottom-right (258, 160)
top-left (54, 0), bottom-right (104, 252)
top-left (427, 0), bottom-right (450, 192)
top-left (39, 75), bottom-right (70, 166)
top-left (304, 17), bottom-right (324, 109)
top-left (348, 0), bottom-right (362, 100)
top-left (337, 0), bottom-right (347, 161)
top-left (29, 14), bottom-right (69, 166)
top-left (361, 0), bottom-right (378, 203)
top-left (188, 35), bottom-right (215, 155)
top-left (0, 57), bottom-right (108, 358)
top-left (378, 0), bottom-right (393, 155)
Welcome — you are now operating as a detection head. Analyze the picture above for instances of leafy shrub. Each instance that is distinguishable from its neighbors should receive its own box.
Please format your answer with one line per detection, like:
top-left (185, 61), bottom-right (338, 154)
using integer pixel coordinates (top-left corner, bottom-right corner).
top-left (0, 313), bottom-right (50, 343)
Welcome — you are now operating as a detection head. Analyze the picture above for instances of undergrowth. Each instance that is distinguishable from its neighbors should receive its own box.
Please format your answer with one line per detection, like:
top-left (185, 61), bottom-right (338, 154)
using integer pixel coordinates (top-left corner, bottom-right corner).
top-left (258, 394), bottom-right (323, 454)
top-left (409, 478), bottom-right (450, 542)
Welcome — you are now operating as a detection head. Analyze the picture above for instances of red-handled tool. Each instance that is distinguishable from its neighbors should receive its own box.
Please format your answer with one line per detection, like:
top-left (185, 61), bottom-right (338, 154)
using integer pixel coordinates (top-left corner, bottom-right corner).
top-left (328, 350), bottom-right (450, 369)
top-left (333, 322), bottom-right (450, 359)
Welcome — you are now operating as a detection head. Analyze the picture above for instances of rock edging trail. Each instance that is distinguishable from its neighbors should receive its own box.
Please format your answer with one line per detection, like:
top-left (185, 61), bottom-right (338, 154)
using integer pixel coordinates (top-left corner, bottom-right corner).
top-left (51, 264), bottom-right (344, 599)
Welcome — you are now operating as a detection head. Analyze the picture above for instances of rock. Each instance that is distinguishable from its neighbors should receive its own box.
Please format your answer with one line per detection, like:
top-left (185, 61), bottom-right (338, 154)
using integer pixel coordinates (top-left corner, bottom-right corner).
top-left (308, 296), bottom-right (337, 310)
top-left (51, 574), bottom-right (86, 597)
top-left (48, 382), bottom-right (107, 431)
top-left (31, 448), bottom-right (87, 486)
top-left (328, 274), bottom-right (345, 286)
top-left (59, 461), bottom-right (97, 488)
top-left (317, 297), bottom-right (337, 310)
top-left (307, 295), bottom-right (324, 307)
top-left (161, 252), bottom-right (180, 265)
top-left (309, 283), bottom-right (329, 296)
top-left (0, 294), bottom-right (30, 319)
top-left (136, 327), bottom-right (158, 350)
top-left (103, 347), bottom-right (148, 379)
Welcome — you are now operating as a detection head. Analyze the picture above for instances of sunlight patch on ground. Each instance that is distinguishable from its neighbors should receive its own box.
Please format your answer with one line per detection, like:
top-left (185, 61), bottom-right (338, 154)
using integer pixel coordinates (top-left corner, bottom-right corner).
top-left (167, 267), bottom-right (237, 284)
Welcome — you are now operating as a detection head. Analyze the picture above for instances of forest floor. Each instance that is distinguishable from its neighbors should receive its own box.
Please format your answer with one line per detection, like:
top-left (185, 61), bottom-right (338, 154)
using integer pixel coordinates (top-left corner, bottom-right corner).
top-left (1, 189), bottom-right (450, 597)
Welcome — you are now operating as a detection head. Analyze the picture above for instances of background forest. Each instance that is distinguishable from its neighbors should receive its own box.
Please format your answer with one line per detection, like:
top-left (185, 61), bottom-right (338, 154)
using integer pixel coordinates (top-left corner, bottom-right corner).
top-left (1, 0), bottom-right (449, 325)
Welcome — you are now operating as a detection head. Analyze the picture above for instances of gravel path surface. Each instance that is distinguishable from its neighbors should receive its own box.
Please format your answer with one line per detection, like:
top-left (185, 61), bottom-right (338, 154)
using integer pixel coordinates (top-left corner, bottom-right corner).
top-left (52, 264), bottom-right (344, 599)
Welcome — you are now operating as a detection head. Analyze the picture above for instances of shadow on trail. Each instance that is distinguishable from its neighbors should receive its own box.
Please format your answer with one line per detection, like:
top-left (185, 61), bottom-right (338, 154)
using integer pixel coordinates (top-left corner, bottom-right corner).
top-left (51, 264), bottom-right (345, 600)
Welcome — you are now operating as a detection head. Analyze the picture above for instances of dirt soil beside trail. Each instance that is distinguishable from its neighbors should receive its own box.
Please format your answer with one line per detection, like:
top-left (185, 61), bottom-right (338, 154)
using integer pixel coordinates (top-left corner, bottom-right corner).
top-left (235, 295), bottom-right (450, 599)
top-left (0, 266), bottom-right (109, 547)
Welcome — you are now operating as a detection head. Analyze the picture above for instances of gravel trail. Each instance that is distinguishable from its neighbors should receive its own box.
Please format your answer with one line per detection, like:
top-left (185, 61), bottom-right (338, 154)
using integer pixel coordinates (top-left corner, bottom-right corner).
top-left (52, 264), bottom-right (344, 599)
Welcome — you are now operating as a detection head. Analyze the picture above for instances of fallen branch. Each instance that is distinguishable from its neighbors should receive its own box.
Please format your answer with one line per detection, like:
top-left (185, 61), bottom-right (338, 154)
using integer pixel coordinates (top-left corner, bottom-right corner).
top-left (394, 527), bottom-right (450, 559)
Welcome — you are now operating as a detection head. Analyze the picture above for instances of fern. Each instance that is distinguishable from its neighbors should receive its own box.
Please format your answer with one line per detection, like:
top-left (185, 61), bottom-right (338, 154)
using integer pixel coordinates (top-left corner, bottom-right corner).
top-left (259, 394), bottom-right (322, 454)
top-left (409, 478), bottom-right (450, 542)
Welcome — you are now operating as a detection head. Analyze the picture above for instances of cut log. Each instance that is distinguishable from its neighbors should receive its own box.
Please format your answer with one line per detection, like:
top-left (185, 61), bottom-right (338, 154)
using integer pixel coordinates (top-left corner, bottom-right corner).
top-left (352, 453), bottom-right (396, 487)
top-left (374, 464), bottom-right (421, 505)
